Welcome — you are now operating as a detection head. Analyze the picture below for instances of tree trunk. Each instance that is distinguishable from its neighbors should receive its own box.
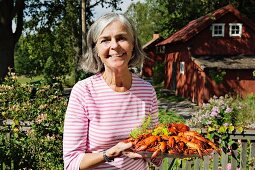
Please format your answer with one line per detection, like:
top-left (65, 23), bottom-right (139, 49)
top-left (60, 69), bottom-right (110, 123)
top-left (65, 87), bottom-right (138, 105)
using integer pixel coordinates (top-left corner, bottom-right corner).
top-left (0, 0), bottom-right (24, 82)
top-left (81, 0), bottom-right (86, 56)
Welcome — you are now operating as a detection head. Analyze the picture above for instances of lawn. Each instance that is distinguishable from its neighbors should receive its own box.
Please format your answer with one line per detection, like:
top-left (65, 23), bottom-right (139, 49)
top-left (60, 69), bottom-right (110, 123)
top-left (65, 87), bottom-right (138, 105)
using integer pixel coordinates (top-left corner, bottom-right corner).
top-left (16, 75), bottom-right (43, 84)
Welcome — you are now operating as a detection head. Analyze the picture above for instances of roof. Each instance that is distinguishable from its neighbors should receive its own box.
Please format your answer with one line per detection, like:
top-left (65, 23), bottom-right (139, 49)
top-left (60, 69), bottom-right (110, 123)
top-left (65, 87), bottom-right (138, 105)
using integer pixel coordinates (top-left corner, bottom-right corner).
top-left (157, 4), bottom-right (255, 46)
top-left (143, 34), bottom-right (164, 50)
top-left (192, 55), bottom-right (255, 69)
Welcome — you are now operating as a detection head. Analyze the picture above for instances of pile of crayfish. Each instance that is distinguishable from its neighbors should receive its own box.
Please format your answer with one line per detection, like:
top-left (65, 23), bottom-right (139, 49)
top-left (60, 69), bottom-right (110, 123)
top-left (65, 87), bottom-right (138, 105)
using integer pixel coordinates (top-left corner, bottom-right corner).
top-left (123, 123), bottom-right (221, 159)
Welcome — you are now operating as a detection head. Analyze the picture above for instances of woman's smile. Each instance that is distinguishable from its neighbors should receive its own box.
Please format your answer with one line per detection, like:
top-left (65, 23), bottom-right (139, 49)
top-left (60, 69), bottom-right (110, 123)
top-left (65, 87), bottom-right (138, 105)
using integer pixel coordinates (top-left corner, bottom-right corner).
top-left (107, 53), bottom-right (126, 58)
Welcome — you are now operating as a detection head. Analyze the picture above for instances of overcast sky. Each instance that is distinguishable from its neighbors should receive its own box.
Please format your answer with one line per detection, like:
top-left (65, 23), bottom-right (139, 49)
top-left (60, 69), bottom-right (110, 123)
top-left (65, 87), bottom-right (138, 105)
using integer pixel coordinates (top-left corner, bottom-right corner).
top-left (93, 0), bottom-right (144, 19)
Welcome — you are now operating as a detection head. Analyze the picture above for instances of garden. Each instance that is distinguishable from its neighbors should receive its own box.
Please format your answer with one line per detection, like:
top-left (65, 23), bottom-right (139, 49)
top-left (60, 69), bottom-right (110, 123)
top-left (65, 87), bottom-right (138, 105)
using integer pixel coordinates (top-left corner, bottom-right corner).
top-left (0, 72), bottom-right (255, 170)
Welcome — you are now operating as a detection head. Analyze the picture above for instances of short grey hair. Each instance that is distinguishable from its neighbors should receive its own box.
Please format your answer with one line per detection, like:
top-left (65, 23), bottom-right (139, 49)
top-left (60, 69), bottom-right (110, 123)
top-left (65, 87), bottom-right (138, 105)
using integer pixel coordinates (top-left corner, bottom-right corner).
top-left (79, 13), bottom-right (146, 73)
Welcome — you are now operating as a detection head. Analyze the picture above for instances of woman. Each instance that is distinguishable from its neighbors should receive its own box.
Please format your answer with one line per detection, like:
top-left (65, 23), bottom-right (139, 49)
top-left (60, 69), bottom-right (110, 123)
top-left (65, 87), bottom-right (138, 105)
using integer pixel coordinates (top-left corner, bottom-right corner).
top-left (63, 13), bottom-right (159, 170)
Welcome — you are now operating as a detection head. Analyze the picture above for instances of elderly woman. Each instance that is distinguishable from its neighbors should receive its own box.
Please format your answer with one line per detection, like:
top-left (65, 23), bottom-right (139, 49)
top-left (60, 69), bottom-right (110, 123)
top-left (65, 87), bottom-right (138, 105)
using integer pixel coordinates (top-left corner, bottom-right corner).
top-left (63, 13), bottom-right (159, 170)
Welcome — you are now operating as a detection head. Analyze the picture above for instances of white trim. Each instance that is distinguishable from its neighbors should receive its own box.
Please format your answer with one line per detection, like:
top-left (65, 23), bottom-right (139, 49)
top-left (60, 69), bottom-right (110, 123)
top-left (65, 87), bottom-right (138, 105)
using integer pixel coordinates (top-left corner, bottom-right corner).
top-left (229, 23), bottom-right (242, 37)
top-left (180, 62), bottom-right (185, 74)
top-left (212, 23), bottom-right (225, 37)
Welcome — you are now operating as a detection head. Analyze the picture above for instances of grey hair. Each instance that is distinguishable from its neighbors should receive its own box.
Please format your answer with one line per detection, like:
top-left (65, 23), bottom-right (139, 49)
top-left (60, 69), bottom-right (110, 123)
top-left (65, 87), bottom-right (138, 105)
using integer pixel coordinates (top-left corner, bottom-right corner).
top-left (79, 13), bottom-right (146, 73)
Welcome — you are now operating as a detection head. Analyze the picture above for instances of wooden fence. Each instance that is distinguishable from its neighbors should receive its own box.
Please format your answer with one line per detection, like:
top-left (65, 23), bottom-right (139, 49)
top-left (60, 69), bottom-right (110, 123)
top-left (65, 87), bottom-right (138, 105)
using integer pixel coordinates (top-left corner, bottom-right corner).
top-left (157, 130), bottom-right (255, 170)
top-left (1, 127), bottom-right (255, 170)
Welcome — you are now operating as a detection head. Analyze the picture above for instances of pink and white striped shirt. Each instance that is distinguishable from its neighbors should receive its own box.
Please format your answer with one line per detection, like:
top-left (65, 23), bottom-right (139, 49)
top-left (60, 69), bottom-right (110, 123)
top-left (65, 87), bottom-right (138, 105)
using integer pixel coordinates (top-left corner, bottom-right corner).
top-left (63, 73), bottom-right (159, 170)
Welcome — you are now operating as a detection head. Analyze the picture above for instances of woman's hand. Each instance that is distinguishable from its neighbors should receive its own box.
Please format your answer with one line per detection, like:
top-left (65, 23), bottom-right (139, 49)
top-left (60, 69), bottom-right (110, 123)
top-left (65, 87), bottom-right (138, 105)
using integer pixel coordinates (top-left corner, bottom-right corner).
top-left (106, 142), bottom-right (143, 159)
top-left (122, 150), bottom-right (143, 159)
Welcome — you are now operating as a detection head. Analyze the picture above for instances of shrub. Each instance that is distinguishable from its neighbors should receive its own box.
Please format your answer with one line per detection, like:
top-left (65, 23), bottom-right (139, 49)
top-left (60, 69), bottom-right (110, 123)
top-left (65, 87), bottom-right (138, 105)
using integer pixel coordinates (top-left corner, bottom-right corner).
top-left (187, 94), bottom-right (255, 151)
top-left (152, 62), bottom-right (165, 85)
top-left (0, 72), bottom-right (67, 169)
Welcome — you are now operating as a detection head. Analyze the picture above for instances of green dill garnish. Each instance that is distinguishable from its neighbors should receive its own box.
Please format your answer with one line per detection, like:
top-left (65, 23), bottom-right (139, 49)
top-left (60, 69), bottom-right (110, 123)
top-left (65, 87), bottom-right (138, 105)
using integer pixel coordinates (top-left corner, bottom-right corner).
top-left (130, 115), bottom-right (152, 139)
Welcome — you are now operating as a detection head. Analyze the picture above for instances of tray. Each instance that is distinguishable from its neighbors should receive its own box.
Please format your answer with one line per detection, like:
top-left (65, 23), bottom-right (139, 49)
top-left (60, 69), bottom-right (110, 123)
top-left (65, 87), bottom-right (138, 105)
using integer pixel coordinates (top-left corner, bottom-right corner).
top-left (137, 151), bottom-right (214, 159)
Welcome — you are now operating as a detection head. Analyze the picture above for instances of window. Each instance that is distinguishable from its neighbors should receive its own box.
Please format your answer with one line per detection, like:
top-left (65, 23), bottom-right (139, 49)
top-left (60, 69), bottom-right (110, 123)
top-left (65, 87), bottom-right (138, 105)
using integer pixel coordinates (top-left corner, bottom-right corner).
top-left (229, 23), bottom-right (242, 37)
top-left (156, 46), bottom-right (165, 54)
top-left (180, 62), bottom-right (185, 74)
top-left (212, 23), bottom-right (225, 37)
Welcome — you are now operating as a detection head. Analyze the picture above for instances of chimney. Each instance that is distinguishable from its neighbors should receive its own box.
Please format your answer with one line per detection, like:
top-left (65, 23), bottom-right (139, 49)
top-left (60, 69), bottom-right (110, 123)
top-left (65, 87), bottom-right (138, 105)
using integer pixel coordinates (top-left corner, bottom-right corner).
top-left (153, 33), bottom-right (160, 39)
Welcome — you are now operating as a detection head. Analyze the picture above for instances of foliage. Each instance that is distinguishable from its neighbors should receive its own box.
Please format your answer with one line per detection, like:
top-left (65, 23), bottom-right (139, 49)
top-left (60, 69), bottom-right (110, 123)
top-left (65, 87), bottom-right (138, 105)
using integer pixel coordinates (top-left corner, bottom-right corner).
top-left (0, 72), bottom-right (67, 169)
top-left (235, 95), bottom-right (255, 129)
top-left (125, 2), bottom-right (159, 45)
top-left (130, 111), bottom-right (185, 139)
top-left (208, 69), bottom-right (226, 84)
top-left (15, 27), bottom-right (74, 84)
top-left (158, 109), bottom-right (185, 125)
top-left (14, 0), bottom-right (124, 83)
top-left (130, 115), bottom-right (152, 138)
top-left (152, 62), bottom-right (165, 85)
top-left (126, 0), bottom-right (255, 45)
top-left (187, 94), bottom-right (255, 152)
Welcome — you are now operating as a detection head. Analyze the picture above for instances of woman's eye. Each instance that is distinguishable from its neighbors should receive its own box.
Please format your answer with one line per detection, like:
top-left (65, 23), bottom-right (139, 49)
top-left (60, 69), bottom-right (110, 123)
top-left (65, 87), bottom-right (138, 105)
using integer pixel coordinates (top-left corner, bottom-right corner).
top-left (100, 40), bottom-right (109, 43)
top-left (118, 37), bottom-right (127, 41)
top-left (100, 40), bottom-right (111, 46)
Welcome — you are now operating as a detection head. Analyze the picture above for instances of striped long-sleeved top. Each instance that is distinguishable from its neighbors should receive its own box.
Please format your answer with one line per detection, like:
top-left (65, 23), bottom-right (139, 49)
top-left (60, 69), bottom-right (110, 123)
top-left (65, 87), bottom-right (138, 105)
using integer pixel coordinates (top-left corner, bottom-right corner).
top-left (63, 73), bottom-right (159, 170)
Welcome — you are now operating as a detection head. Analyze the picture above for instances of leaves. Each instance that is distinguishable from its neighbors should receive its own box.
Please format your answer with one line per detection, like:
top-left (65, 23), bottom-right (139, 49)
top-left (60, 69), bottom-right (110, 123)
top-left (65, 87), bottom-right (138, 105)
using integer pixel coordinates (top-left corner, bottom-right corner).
top-left (0, 75), bottom-right (67, 169)
top-left (130, 115), bottom-right (152, 138)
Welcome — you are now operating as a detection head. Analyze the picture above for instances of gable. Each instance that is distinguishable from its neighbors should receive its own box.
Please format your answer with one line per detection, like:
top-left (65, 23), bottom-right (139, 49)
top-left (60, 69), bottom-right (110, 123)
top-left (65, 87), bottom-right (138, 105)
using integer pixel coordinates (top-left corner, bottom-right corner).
top-left (157, 4), bottom-right (255, 46)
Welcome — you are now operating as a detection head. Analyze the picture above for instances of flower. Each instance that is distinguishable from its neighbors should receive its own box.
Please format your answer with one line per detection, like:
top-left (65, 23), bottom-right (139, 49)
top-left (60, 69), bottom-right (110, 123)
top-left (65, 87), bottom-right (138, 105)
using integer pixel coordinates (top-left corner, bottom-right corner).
top-left (188, 95), bottom-right (240, 128)
top-left (210, 106), bottom-right (220, 117)
top-left (225, 107), bottom-right (232, 113)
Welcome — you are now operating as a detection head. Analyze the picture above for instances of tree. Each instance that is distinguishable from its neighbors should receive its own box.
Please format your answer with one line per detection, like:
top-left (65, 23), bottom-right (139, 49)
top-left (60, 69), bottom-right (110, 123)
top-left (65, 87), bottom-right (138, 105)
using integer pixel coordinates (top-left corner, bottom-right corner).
top-left (23, 0), bottom-right (124, 82)
top-left (2, 0), bottom-right (124, 83)
top-left (0, 0), bottom-right (25, 82)
top-left (125, 2), bottom-right (159, 45)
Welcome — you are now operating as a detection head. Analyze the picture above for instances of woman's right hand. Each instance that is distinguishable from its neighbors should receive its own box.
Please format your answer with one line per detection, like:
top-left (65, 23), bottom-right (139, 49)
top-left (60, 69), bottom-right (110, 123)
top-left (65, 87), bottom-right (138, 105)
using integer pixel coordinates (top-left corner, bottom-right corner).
top-left (106, 142), bottom-right (143, 159)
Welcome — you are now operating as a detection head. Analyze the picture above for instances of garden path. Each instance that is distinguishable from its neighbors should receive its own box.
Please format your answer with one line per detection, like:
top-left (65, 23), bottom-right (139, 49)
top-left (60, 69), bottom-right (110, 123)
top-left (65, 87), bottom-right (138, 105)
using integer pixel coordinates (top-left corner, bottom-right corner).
top-left (157, 89), bottom-right (199, 119)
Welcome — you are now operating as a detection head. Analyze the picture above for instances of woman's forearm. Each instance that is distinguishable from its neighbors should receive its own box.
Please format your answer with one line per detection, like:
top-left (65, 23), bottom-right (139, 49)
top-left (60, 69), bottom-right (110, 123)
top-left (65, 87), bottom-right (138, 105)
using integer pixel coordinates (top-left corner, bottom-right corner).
top-left (79, 152), bottom-right (106, 170)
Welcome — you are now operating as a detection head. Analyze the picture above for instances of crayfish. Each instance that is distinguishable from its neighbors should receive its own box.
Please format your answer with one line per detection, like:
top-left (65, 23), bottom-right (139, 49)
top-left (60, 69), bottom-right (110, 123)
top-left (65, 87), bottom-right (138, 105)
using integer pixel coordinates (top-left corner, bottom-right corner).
top-left (123, 123), bottom-right (221, 159)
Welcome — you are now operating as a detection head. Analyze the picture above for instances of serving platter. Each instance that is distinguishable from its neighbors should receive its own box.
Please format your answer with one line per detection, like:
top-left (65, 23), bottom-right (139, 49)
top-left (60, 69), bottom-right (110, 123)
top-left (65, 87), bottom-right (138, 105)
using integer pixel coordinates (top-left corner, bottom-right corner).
top-left (137, 150), bottom-right (215, 159)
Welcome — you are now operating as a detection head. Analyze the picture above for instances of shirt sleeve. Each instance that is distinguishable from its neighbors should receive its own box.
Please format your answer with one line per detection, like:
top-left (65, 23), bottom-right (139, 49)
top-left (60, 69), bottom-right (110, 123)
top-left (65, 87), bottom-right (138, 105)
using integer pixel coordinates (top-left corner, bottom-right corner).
top-left (63, 82), bottom-right (88, 170)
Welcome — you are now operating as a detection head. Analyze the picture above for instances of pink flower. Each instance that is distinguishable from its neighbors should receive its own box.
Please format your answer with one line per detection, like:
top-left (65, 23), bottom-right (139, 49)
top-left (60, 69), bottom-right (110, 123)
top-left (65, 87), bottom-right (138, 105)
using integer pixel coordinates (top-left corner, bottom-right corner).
top-left (225, 107), bottom-right (233, 113)
top-left (218, 163), bottom-right (240, 170)
top-left (210, 106), bottom-right (219, 117)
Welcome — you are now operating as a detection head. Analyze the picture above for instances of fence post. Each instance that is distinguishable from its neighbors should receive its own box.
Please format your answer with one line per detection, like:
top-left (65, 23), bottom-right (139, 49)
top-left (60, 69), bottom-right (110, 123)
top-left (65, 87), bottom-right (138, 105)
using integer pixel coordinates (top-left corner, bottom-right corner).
top-left (240, 140), bottom-right (248, 169)
top-left (249, 140), bottom-right (255, 170)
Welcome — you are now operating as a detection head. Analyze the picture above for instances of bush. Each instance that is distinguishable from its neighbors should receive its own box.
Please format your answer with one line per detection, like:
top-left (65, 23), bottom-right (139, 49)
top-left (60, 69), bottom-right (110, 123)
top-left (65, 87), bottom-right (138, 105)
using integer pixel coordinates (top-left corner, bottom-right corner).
top-left (152, 62), bottom-right (165, 85)
top-left (187, 94), bottom-right (255, 151)
top-left (0, 72), bottom-right (67, 169)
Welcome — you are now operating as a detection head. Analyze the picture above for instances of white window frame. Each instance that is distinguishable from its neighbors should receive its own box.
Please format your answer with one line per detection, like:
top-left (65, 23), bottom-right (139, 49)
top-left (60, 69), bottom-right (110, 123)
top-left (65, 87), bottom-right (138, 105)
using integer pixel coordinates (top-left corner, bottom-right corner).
top-left (229, 23), bottom-right (242, 37)
top-left (180, 62), bottom-right (185, 74)
top-left (212, 23), bottom-right (225, 37)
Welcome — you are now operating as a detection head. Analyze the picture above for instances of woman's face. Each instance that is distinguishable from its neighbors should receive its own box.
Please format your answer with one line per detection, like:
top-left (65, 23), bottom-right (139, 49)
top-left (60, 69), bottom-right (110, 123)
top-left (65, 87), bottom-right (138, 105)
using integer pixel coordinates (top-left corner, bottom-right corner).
top-left (96, 20), bottom-right (134, 72)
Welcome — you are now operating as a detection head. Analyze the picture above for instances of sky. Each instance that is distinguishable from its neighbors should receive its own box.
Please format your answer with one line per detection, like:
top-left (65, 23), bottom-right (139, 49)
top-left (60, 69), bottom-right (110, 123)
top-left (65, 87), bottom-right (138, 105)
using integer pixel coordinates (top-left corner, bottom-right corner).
top-left (93, 0), bottom-right (144, 19)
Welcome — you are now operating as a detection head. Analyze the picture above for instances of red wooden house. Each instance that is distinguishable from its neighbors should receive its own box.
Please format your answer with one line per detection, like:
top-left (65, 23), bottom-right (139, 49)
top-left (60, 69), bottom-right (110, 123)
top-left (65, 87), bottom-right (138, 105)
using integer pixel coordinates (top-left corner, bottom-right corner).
top-left (155, 4), bottom-right (255, 105)
top-left (142, 33), bottom-right (164, 77)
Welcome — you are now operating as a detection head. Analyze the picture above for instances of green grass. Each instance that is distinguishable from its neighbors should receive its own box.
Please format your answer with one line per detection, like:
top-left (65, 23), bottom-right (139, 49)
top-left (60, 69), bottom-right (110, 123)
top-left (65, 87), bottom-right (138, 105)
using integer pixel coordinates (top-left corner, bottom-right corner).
top-left (158, 109), bottom-right (186, 124)
top-left (16, 75), bottom-right (76, 87)
top-left (17, 75), bottom-right (43, 84)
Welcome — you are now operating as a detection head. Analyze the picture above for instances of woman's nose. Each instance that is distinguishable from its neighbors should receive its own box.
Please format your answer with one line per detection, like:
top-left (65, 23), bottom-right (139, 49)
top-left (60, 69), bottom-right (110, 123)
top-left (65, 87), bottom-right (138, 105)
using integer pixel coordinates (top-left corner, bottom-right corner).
top-left (110, 39), bottom-right (119, 49)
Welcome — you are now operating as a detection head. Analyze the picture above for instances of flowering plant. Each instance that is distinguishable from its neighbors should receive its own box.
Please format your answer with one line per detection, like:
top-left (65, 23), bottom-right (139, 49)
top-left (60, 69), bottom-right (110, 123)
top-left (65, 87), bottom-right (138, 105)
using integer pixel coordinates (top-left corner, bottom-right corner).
top-left (188, 95), bottom-right (244, 150)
